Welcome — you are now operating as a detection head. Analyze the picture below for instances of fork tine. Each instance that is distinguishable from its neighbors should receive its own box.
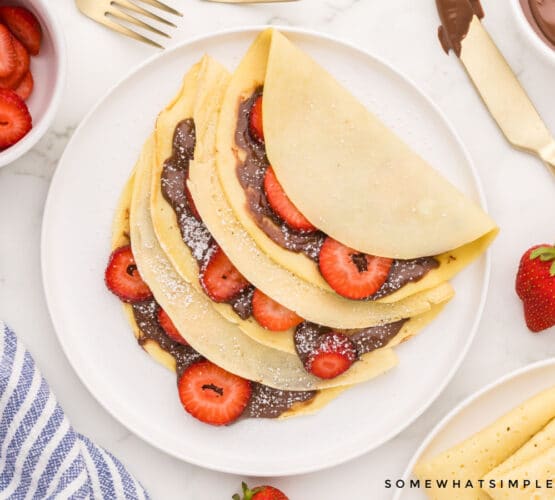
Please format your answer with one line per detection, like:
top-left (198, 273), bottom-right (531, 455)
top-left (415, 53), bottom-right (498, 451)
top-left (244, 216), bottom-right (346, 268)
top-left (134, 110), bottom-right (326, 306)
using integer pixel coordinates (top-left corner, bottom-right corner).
top-left (107, 8), bottom-right (171, 38)
top-left (111, 0), bottom-right (177, 27)
top-left (136, 0), bottom-right (182, 17)
top-left (101, 16), bottom-right (164, 48)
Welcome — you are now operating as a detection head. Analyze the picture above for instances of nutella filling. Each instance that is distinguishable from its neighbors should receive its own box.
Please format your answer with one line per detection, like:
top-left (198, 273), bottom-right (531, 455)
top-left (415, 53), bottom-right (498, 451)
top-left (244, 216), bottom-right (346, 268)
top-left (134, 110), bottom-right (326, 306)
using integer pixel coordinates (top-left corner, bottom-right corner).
top-left (131, 298), bottom-right (316, 420)
top-left (235, 89), bottom-right (326, 261)
top-left (294, 320), bottom-right (407, 366)
top-left (157, 116), bottom-right (435, 383)
top-left (520, 0), bottom-right (555, 49)
top-left (436, 0), bottom-right (484, 57)
top-left (133, 300), bottom-right (204, 376)
top-left (161, 118), bottom-right (255, 319)
top-left (235, 90), bottom-right (440, 300)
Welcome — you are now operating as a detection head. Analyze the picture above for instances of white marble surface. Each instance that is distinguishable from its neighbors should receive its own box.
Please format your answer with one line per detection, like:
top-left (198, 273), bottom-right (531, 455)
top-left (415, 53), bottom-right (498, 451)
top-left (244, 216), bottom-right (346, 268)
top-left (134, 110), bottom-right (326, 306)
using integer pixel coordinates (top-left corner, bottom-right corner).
top-left (1, 1), bottom-right (555, 498)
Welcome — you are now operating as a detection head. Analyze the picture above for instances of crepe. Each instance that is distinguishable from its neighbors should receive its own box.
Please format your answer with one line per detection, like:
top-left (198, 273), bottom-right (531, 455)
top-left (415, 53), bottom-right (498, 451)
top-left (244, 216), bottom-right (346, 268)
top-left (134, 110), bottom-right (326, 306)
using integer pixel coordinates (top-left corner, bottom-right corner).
top-left (484, 446), bottom-right (555, 499)
top-left (131, 133), bottom-right (403, 391)
top-left (216, 28), bottom-right (497, 294)
top-left (112, 173), bottom-right (346, 418)
top-left (149, 57), bottom-right (296, 350)
top-left (151, 55), bottom-right (454, 331)
top-left (189, 104), bottom-right (452, 351)
top-left (413, 385), bottom-right (555, 500)
top-left (111, 172), bottom-right (176, 372)
top-left (482, 418), bottom-right (555, 499)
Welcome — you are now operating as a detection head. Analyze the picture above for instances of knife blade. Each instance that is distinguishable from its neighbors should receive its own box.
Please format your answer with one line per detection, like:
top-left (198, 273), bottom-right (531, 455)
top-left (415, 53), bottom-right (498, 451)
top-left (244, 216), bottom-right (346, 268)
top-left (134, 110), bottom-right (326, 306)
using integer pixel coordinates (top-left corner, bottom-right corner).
top-left (459, 16), bottom-right (555, 176)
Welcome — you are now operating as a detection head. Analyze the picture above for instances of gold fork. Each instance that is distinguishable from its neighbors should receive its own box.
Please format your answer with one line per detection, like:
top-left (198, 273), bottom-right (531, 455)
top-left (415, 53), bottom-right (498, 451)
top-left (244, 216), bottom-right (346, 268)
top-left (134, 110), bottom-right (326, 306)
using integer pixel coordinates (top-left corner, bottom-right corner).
top-left (75, 0), bottom-right (182, 49)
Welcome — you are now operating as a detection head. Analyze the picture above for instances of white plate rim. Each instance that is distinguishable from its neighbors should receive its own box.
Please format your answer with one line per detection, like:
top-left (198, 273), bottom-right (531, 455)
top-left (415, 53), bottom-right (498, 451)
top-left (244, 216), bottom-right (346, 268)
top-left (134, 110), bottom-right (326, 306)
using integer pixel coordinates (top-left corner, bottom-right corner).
top-left (41, 25), bottom-right (491, 476)
top-left (393, 357), bottom-right (555, 499)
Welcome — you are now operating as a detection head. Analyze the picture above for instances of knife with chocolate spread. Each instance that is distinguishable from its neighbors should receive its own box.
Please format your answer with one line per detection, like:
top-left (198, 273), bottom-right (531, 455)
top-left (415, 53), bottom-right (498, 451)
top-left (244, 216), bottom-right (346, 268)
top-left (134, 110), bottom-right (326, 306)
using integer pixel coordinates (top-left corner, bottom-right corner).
top-left (436, 0), bottom-right (484, 56)
top-left (436, 0), bottom-right (555, 178)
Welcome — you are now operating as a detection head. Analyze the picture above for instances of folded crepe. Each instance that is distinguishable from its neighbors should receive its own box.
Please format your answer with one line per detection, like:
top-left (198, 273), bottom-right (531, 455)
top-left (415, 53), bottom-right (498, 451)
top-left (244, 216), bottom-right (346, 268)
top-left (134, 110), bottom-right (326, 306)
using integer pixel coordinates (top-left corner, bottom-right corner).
top-left (413, 386), bottom-right (555, 500)
top-left (133, 58), bottom-right (452, 391)
top-left (216, 28), bottom-right (497, 297)
top-left (151, 55), bottom-right (454, 334)
top-left (484, 446), bottom-right (555, 499)
top-left (483, 418), bottom-right (555, 499)
top-left (131, 133), bottom-right (403, 391)
top-left (113, 172), bottom-right (345, 419)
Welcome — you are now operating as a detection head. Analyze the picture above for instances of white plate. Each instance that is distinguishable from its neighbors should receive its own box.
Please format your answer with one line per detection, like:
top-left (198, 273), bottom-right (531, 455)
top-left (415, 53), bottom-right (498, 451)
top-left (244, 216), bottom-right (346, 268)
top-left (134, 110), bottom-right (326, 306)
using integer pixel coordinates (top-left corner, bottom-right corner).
top-left (41, 27), bottom-right (490, 476)
top-left (395, 358), bottom-right (555, 499)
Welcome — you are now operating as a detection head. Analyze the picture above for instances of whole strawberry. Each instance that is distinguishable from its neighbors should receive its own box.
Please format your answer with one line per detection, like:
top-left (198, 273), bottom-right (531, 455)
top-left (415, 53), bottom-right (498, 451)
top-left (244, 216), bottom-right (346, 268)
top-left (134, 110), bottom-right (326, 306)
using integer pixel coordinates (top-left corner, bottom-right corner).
top-left (232, 482), bottom-right (288, 500)
top-left (515, 244), bottom-right (555, 333)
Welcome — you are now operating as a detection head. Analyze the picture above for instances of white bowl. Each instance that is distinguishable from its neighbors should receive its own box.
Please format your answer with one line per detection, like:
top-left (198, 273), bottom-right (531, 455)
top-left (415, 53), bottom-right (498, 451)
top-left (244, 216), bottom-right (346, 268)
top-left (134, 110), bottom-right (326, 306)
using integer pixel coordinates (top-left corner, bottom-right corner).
top-left (510, 0), bottom-right (555, 64)
top-left (0, 0), bottom-right (66, 168)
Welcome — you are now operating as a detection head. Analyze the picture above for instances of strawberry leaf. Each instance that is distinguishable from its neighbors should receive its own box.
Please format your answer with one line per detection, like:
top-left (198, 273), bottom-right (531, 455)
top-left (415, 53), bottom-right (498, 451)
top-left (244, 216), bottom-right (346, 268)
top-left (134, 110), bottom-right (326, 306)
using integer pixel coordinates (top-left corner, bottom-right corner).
top-left (551, 260), bottom-right (555, 277)
top-left (530, 246), bottom-right (555, 262)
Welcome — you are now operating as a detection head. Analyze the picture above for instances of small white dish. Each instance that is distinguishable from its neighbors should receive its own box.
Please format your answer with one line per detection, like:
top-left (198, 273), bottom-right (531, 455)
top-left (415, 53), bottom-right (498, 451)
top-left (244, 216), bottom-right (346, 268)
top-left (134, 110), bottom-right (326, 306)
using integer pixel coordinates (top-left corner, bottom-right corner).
top-left (0, 0), bottom-right (66, 168)
top-left (395, 358), bottom-right (555, 499)
top-left (41, 27), bottom-right (490, 476)
top-left (510, 0), bottom-right (555, 64)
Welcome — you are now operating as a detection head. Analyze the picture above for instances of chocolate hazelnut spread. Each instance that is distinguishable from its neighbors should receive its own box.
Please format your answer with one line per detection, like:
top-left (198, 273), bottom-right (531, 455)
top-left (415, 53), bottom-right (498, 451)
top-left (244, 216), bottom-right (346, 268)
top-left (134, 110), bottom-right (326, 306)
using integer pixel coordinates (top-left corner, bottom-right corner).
top-left (370, 258), bottom-right (439, 300)
top-left (131, 298), bottom-right (316, 420)
top-left (161, 118), bottom-right (255, 319)
top-left (132, 300), bottom-right (204, 376)
top-left (235, 90), bottom-right (439, 300)
top-left (436, 0), bottom-right (484, 56)
top-left (520, 0), bottom-right (555, 49)
top-left (294, 320), bottom-right (407, 366)
top-left (235, 89), bottom-right (326, 261)
top-left (158, 115), bottom-right (436, 381)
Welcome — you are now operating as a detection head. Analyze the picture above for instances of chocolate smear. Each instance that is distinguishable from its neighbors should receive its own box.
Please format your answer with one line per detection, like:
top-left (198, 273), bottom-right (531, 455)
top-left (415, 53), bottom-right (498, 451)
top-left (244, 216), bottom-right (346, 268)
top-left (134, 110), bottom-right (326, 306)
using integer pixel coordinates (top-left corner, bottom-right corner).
top-left (437, 0), bottom-right (484, 57)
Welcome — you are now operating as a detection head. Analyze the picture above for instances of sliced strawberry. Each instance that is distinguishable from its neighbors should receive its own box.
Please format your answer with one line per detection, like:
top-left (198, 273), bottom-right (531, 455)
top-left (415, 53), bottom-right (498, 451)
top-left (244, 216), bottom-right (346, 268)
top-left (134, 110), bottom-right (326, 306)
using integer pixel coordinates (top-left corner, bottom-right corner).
top-left (0, 88), bottom-right (31, 149)
top-left (264, 167), bottom-right (316, 232)
top-left (318, 237), bottom-right (392, 299)
top-left (251, 289), bottom-right (303, 332)
top-left (157, 308), bottom-right (188, 345)
top-left (105, 245), bottom-right (152, 303)
top-left (305, 332), bottom-right (356, 379)
top-left (249, 94), bottom-right (264, 142)
top-left (0, 25), bottom-right (15, 77)
top-left (177, 361), bottom-right (251, 426)
top-left (200, 247), bottom-right (250, 303)
top-left (0, 7), bottom-right (41, 56)
top-left (14, 71), bottom-right (32, 101)
top-left (0, 35), bottom-right (29, 90)
top-left (233, 482), bottom-right (289, 500)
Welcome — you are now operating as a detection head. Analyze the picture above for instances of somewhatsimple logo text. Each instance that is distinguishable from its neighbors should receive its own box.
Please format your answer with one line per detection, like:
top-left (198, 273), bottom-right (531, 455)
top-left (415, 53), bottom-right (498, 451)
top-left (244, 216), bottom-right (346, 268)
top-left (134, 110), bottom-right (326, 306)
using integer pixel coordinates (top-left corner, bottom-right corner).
top-left (386, 478), bottom-right (554, 490)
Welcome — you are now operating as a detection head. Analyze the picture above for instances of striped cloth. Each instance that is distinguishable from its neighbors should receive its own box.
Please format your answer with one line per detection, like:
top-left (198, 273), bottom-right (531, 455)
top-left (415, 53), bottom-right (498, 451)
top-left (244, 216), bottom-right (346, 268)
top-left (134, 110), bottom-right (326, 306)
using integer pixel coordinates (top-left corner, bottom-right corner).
top-left (0, 322), bottom-right (150, 499)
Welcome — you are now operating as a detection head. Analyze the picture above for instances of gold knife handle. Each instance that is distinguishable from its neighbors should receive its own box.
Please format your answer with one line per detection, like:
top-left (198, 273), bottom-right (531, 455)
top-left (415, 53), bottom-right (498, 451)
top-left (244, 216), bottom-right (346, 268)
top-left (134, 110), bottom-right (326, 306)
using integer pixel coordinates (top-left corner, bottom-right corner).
top-left (538, 142), bottom-right (555, 177)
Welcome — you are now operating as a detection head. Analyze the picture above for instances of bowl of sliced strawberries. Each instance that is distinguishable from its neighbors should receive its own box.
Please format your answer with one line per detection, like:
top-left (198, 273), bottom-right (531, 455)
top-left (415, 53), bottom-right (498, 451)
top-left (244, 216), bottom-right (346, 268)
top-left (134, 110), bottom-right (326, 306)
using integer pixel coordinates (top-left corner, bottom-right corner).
top-left (0, 1), bottom-right (65, 167)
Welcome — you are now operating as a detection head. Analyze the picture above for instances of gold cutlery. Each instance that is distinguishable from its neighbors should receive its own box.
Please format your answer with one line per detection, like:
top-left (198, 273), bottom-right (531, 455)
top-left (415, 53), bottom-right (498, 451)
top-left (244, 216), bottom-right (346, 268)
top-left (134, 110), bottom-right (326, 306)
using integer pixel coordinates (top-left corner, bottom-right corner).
top-left (437, 1), bottom-right (555, 177)
top-left (75, 0), bottom-right (182, 49)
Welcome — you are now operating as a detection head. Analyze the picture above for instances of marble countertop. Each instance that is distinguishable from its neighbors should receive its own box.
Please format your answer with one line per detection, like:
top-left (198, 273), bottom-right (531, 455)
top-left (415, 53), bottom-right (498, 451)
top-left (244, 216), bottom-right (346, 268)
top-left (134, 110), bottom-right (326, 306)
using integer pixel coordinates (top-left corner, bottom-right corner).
top-left (1, 0), bottom-right (555, 498)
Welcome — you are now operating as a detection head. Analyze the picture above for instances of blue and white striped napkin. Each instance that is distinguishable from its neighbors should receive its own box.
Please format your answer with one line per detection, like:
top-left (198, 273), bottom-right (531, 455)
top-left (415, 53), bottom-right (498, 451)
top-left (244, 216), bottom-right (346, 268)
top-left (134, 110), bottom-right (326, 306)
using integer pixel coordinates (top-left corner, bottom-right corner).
top-left (0, 322), bottom-right (150, 499)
